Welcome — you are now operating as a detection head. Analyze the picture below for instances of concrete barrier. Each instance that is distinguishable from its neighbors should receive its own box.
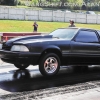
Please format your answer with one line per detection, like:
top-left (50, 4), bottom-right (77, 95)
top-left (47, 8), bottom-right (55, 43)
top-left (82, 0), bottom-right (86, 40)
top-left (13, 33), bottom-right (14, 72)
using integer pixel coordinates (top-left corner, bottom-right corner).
top-left (0, 6), bottom-right (100, 24)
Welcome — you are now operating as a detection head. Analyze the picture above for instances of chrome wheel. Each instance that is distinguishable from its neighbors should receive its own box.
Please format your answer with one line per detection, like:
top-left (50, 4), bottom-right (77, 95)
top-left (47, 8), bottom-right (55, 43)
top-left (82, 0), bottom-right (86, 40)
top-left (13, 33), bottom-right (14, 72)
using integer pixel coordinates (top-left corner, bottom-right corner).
top-left (39, 53), bottom-right (60, 77)
top-left (44, 57), bottom-right (58, 74)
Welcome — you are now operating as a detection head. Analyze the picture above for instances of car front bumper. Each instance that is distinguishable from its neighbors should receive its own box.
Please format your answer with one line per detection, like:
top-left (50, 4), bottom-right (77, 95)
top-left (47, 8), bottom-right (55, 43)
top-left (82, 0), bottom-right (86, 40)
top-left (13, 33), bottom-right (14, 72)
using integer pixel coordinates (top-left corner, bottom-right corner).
top-left (0, 50), bottom-right (40, 65)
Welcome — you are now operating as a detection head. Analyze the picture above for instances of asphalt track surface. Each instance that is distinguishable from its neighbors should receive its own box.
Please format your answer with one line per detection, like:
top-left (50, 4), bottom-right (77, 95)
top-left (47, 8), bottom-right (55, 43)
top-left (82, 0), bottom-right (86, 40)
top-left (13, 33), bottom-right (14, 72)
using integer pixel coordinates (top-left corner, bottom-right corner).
top-left (0, 60), bottom-right (100, 100)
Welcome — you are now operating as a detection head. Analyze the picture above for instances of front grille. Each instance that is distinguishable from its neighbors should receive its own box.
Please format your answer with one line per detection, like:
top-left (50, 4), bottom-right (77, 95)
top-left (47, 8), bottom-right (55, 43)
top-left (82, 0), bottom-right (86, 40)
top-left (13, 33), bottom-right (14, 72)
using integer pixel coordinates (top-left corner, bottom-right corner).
top-left (2, 42), bottom-right (11, 51)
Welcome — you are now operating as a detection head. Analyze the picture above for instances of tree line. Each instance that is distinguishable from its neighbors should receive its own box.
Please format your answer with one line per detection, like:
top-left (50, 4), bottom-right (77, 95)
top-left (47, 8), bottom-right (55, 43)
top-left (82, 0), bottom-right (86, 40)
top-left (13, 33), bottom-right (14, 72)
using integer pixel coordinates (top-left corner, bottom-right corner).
top-left (0, 0), bottom-right (17, 6)
top-left (0, 0), bottom-right (100, 11)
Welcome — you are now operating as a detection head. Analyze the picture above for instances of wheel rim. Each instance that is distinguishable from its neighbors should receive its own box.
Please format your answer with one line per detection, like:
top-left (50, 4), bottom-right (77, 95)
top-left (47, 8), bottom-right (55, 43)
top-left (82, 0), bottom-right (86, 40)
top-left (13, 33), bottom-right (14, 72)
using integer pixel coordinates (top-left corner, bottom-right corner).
top-left (44, 57), bottom-right (58, 74)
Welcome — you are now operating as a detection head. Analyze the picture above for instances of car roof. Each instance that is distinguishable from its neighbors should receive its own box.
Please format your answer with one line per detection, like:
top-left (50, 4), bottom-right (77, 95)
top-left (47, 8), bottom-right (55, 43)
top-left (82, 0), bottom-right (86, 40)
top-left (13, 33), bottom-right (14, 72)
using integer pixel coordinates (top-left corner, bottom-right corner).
top-left (58, 27), bottom-right (97, 31)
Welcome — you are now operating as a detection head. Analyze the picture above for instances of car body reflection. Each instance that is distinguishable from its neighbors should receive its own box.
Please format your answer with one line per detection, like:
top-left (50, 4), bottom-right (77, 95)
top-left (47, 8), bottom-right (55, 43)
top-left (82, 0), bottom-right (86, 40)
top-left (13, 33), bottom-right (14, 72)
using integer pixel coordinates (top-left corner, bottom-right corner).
top-left (13, 69), bottom-right (31, 80)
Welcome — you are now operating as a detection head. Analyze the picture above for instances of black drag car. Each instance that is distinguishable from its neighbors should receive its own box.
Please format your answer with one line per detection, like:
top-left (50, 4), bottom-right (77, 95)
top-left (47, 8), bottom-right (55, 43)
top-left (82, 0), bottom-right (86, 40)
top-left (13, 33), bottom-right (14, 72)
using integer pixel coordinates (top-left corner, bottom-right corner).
top-left (0, 27), bottom-right (100, 76)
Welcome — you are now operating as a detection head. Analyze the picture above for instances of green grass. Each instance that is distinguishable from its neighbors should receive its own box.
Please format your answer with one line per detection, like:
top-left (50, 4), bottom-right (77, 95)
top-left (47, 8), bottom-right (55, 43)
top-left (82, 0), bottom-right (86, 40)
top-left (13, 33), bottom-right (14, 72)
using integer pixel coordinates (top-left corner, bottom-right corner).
top-left (0, 20), bottom-right (100, 33)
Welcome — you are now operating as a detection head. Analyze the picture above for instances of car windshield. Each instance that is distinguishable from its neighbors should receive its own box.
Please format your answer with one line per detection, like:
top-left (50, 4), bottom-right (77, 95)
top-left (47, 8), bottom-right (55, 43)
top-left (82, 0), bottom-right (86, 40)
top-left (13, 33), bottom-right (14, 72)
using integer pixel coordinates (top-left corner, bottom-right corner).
top-left (86, 11), bottom-right (95, 14)
top-left (90, 11), bottom-right (95, 14)
top-left (49, 28), bottom-right (78, 40)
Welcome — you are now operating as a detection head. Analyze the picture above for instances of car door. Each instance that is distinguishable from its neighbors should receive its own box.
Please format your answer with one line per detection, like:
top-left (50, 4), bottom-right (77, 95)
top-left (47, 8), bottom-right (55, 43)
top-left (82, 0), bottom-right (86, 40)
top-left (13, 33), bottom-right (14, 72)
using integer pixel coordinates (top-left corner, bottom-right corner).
top-left (70, 29), bottom-right (100, 65)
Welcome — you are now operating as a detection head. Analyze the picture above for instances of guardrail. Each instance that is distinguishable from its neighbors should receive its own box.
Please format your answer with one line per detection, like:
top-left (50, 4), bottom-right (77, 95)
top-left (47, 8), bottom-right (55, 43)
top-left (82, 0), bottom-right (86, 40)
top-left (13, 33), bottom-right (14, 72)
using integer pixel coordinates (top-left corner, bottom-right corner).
top-left (0, 32), bottom-right (42, 42)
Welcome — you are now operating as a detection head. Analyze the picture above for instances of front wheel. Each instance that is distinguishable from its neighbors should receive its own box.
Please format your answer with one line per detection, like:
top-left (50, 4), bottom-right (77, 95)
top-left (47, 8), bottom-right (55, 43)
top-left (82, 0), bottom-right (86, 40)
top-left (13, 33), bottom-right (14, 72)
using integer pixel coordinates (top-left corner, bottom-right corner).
top-left (39, 53), bottom-right (60, 77)
top-left (14, 63), bottom-right (29, 69)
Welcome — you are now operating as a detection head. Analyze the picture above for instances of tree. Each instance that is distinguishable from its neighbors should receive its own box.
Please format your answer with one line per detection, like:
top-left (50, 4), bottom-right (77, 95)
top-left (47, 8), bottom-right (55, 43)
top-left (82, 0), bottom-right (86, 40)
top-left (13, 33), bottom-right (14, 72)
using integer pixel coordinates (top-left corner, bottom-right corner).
top-left (83, 0), bottom-right (90, 5)
top-left (60, 0), bottom-right (68, 7)
top-left (38, 0), bottom-right (41, 6)
top-left (60, 0), bottom-right (64, 7)
top-left (0, 0), bottom-right (18, 5)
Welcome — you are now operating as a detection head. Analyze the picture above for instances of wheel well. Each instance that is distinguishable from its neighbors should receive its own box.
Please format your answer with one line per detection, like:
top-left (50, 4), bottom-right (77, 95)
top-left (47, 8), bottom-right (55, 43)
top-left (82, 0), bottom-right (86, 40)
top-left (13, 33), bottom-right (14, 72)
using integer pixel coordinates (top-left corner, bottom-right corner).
top-left (38, 49), bottom-right (62, 63)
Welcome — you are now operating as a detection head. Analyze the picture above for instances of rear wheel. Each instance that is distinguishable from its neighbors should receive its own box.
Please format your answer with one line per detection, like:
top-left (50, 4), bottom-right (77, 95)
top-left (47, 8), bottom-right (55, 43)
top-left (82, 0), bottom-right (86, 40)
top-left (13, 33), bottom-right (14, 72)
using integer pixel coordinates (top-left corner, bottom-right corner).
top-left (14, 63), bottom-right (29, 69)
top-left (39, 53), bottom-right (60, 77)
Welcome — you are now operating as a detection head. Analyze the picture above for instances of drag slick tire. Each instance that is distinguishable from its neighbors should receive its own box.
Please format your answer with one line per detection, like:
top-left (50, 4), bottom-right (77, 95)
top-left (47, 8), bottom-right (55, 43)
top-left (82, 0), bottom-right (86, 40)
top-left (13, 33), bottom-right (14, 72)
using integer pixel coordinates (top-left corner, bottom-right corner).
top-left (14, 63), bottom-right (29, 70)
top-left (39, 53), bottom-right (60, 77)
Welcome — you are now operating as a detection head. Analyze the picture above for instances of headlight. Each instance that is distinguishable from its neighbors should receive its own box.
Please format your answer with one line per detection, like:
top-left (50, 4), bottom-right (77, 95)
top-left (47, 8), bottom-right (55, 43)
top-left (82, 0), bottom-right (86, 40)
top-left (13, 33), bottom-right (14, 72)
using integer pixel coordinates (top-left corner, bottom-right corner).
top-left (11, 45), bottom-right (29, 52)
top-left (0, 44), bottom-right (2, 50)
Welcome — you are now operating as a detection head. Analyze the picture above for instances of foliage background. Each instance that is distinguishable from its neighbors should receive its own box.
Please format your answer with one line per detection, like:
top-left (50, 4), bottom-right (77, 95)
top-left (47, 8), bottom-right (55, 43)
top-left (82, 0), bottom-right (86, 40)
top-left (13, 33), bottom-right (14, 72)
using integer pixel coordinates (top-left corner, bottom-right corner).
top-left (0, 0), bottom-right (100, 11)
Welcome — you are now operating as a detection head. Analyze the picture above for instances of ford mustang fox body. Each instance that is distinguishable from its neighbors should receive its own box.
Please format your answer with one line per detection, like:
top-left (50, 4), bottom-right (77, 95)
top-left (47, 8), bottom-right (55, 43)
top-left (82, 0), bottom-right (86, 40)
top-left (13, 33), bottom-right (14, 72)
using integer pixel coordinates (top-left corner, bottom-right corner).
top-left (0, 27), bottom-right (100, 76)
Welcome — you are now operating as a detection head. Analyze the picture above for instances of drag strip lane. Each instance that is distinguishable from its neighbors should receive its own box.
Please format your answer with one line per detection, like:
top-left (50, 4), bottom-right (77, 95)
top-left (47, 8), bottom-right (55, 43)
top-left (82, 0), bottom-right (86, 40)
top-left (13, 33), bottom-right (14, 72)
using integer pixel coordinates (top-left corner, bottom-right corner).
top-left (0, 65), bottom-right (100, 99)
top-left (0, 65), bottom-right (100, 92)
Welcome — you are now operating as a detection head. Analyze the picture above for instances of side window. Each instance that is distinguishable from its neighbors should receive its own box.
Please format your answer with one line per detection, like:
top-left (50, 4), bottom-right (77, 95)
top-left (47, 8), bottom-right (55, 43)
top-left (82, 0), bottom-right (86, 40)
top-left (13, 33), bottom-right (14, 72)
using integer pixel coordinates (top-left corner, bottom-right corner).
top-left (97, 31), bottom-right (100, 36)
top-left (75, 30), bottom-right (99, 43)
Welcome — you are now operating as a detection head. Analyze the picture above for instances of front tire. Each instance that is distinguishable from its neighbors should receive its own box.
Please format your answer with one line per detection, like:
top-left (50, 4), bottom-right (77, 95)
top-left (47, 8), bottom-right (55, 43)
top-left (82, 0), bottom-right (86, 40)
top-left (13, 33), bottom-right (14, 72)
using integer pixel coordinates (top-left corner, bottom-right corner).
top-left (39, 53), bottom-right (60, 77)
top-left (14, 63), bottom-right (29, 69)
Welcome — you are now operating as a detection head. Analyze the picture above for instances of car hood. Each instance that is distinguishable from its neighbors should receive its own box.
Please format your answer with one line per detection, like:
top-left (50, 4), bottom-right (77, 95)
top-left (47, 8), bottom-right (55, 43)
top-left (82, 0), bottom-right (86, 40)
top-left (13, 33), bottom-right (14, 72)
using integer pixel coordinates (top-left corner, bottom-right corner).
top-left (5, 35), bottom-right (52, 46)
top-left (13, 38), bottom-right (64, 45)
